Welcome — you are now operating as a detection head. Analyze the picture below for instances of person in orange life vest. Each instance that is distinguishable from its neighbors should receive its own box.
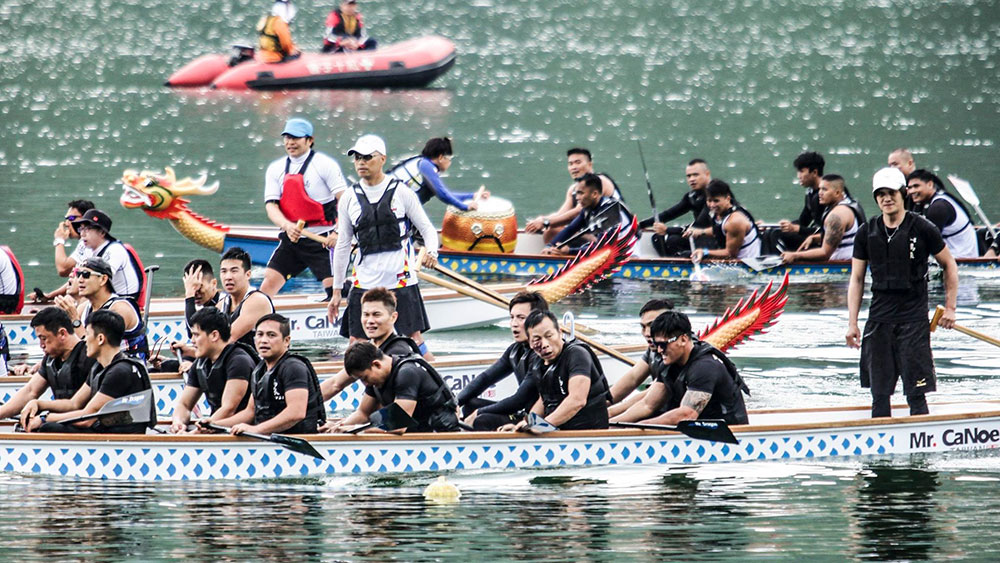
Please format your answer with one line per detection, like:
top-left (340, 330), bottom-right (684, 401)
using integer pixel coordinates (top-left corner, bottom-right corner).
top-left (261, 118), bottom-right (348, 299)
top-left (257, 0), bottom-right (300, 64)
top-left (322, 0), bottom-right (377, 53)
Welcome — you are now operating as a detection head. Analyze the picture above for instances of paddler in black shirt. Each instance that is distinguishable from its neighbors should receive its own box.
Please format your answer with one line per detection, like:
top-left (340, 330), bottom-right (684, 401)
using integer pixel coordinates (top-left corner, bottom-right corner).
top-left (458, 291), bottom-right (548, 430)
top-left (21, 310), bottom-right (154, 434)
top-left (504, 311), bottom-right (611, 431)
top-left (329, 341), bottom-right (459, 433)
top-left (319, 287), bottom-right (422, 406)
top-left (217, 313), bottom-right (325, 435)
top-left (612, 311), bottom-right (749, 426)
top-left (846, 167), bottom-right (958, 418)
top-left (169, 307), bottom-right (257, 433)
top-left (0, 308), bottom-right (95, 419)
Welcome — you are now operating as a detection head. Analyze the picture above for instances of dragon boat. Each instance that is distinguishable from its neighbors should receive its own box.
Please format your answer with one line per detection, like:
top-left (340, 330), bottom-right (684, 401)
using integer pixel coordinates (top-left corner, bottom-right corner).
top-left (119, 168), bottom-right (999, 281)
top-left (166, 35), bottom-right (456, 90)
top-left (2, 401), bottom-right (998, 481)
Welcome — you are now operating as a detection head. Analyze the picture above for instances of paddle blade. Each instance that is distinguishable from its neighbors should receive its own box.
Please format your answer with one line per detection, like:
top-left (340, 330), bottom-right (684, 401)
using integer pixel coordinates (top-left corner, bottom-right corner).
top-left (947, 175), bottom-right (979, 207)
top-left (741, 255), bottom-right (783, 272)
top-left (527, 413), bottom-right (558, 434)
top-left (269, 433), bottom-right (326, 460)
top-left (61, 389), bottom-right (154, 426)
top-left (676, 419), bottom-right (739, 444)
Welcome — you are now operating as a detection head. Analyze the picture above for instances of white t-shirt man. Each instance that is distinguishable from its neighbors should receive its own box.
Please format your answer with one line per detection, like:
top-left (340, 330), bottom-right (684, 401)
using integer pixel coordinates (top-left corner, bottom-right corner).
top-left (263, 150), bottom-right (348, 235)
top-left (93, 241), bottom-right (142, 297)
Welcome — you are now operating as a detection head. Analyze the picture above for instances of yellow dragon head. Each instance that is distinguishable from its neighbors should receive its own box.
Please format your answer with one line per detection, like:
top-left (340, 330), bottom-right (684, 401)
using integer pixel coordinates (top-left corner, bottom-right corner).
top-left (120, 166), bottom-right (219, 219)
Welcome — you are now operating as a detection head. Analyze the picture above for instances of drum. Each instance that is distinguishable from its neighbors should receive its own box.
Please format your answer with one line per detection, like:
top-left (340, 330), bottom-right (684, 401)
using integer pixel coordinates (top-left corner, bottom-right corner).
top-left (440, 197), bottom-right (518, 254)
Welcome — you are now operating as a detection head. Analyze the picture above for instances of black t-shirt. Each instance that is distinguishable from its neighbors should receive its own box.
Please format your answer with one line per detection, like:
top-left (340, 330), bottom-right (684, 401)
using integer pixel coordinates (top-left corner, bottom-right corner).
top-left (365, 360), bottom-right (442, 422)
top-left (88, 353), bottom-right (152, 433)
top-left (185, 344), bottom-right (255, 412)
top-left (853, 215), bottom-right (945, 323)
top-left (39, 340), bottom-right (95, 400)
top-left (657, 345), bottom-right (746, 423)
top-left (537, 344), bottom-right (609, 430)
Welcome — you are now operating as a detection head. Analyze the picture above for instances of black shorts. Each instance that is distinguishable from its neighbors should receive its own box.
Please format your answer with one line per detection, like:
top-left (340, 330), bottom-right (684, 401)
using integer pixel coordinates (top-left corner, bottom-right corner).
top-left (339, 284), bottom-right (431, 339)
top-left (860, 320), bottom-right (936, 396)
top-left (266, 231), bottom-right (333, 282)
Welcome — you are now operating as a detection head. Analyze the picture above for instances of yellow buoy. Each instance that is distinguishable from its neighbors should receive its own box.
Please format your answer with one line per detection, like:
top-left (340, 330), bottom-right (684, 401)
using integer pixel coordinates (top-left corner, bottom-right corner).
top-left (423, 476), bottom-right (461, 502)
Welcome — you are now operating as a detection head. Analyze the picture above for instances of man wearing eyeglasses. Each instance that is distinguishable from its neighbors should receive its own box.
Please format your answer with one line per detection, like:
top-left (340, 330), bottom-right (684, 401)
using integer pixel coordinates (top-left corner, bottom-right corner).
top-left (328, 134), bottom-right (440, 360)
top-left (611, 310), bottom-right (749, 426)
top-left (262, 117), bottom-right (348, 299)
top-left (37, 200), bottom-right (96, 302)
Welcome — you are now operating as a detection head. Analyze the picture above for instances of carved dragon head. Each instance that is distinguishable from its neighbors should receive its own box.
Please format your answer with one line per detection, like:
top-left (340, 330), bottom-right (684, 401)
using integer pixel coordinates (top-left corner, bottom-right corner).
top-left (119, 166), bottom-right (219, 219)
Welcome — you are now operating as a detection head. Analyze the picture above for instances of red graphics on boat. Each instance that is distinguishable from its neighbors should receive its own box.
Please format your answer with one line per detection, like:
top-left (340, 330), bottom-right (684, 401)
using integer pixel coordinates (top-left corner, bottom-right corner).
top-left (166, 35), bottom-right (456, 90)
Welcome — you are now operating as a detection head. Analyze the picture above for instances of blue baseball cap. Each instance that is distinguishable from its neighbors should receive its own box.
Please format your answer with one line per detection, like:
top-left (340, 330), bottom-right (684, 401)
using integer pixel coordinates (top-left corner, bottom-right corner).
top-left (281, 118), bottom-right (313, 138)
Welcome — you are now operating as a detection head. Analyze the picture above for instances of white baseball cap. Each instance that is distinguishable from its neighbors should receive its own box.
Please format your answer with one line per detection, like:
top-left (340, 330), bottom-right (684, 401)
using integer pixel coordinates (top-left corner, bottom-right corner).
top-left (347, 134), bottom-right (387, 157)
top-left (872, 167), bottom-right (906, 195)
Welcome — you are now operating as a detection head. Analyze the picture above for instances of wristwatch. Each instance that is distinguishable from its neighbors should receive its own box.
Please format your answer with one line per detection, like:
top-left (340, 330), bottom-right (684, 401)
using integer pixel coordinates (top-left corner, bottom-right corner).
top-left (542, 218), bottom-right (551, 229)
top-left (72, 319), bottom-right (81, 328)
top-left (53, 238), bottom-right (66, 247)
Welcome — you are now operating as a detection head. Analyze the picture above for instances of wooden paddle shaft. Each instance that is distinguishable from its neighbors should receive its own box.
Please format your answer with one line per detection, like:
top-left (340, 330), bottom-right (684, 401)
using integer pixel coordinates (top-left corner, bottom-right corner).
top-left (293, 220), bottom-right (332, 245)
top-left (931, 305), bottom-right (1000, 348)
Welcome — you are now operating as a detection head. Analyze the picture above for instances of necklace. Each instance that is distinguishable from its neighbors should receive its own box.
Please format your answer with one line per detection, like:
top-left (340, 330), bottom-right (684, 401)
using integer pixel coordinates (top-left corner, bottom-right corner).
top-left (883, 220), bottom-right (899, 243)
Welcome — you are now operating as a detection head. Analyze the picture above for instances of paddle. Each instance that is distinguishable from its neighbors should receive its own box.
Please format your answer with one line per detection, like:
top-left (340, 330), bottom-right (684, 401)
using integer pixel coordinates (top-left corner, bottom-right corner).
top-left (345, 402), bottom-right (420, 434)
top-left (636, 140), bottom-right (657, 220)
top-left (947, 175), bottom-right (998, 242)
top-left (611, 419), bottom-right (739, 444)
top-left (741, 255), bottom-right (784, 272)
top-left (688, 233), bottom-right (708, 281)
top-left (59, 389), bottom-right (154, 427)
top-left (555, 201), bottom-right (628, 250)
top-left (930, 305), bottom-right (1000, 348)
top-left (141, 265), bottom-right (159, 334)
top-left (205, 422), bottom-right (326, 460)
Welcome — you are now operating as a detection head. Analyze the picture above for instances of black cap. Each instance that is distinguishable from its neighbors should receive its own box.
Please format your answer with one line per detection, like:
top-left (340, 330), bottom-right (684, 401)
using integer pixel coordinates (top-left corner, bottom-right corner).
top-left (79, 257), bottom-right (114, 279)
top-left (72, 209), bottom-right (116, 241)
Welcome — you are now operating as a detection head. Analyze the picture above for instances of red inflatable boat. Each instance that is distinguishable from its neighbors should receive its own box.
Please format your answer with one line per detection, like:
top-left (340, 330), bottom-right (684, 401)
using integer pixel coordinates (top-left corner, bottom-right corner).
top-left (166, 35), bottom-right (456, 90)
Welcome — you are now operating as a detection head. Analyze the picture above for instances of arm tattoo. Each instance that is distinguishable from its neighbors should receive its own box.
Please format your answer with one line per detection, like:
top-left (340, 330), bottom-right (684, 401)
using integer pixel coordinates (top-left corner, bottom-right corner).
top-left (681, 390), bottom-right (712, 414)
top-left (823, 214), bottom-right (845, 248)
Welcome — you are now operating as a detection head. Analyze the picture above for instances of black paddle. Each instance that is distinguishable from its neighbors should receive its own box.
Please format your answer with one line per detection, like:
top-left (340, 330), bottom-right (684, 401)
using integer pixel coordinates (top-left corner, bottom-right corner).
top-left (59, 389), bottom-right (154, 427)
top-left (636, 140), bottom-right (657, 220)
top-left (346, 402), bottom-right (420, 434)
top-left (205, 423), bottom-right (325, 460)
top-left (611, 419), bottom-right (739, 444)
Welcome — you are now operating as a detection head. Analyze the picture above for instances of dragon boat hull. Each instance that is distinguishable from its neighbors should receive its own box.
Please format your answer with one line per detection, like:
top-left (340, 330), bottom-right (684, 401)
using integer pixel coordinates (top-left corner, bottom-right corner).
top-left (2, 402), bottom-right (998, 481)
top-left (167, 36), bottom-right (456, 90)
top-left (2, 283), bottom-right (523, 353)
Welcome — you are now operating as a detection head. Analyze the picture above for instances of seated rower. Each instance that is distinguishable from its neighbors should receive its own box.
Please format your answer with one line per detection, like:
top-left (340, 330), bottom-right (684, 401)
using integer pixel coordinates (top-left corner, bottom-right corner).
top-left (217, 314), bottom-right (326, 435)
top-left (781, 174), bottom-right (865, 263)
top-left (690, 180), bottom-right (762, 261)
top-left (388, 137), bottom-right (485, 212)
top-left (611, 311), bottom-right (750, 426)
top-left (20, 310), bottom-right (155, 434)
top-left (42, 199), bottom-right (95, 301)
top-left (71, 209), bottom-right (145, 302)
top-left (458, 291), bottom-right (548, 430)
top-left (321, 0), bottom-right (377, 53)
top-left (906, 170), bottom-right (980, 259)
top-left (0, 308), bottom-right (95, 420)
top-left (542, 173), bottom-right (634, 255)
top-left (606, 298), bottom-right (675, 418)
top-left (169, 308), bottom-right (258, 433)
top-left (217, 248), bottom-right (275, 348)
top-left (525, 148), bottom-right (624, 244)
top-left (319, 287), bottom-right (421, 403)
top-left (57, 257), bottom-right (148, 362)
top-left (328, 341), bottom-right (460, 433)
top-left (256, 0), bottom-right (300, 63)
top-left (640, 159), bottom-right (715, 257)
top-left (152, 259), bottom-right (223, 372)
top-left (505, 311), bottom-right (611, 431)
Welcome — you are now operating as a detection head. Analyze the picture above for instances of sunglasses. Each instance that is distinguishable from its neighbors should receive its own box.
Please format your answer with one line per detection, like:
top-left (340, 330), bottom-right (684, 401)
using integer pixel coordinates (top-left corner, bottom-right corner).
top-left (72, 269), bottom-right (103, 280)
top-left (652, 334), bottom-right (683, 351)
top-left (64, 215), bottom-right (79, 222)
top-left (352, 153), bottom-right (376, 162)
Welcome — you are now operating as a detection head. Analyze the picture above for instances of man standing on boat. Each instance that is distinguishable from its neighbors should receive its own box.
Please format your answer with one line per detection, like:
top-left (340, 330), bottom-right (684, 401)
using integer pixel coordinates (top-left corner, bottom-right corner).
top-left (524, 148), bottom-right (624, 244)
top-left (458, 291), bottom-right (548, 430)
top-left (321, 0), bottom-right (377, 53)
top-left (542, 173), bottom-right (634, 255)
top-left (218, 314), bottom-right (325, 435)
top-left (689, 180), bottom-right (762, 261)
top-left (261, 118), bottom-right (347, 299)
top-left (319, 287), bottom-right (422, 404)
top-left (0, 308), bottom-right (95, 420)
top-left (328, 134), bottom-right (440, 360)
top-left (504, 311), bottom-right (611, 431)
top-left (57, 257), bottom-right (148, 362)
top-left (781, 175), bottom-right (865, 263)
top-left (71, 209), bottom-right (145, 302)
top-left (388, 137), bottom-right (483, 211)
top-left (606, 298), bottom-right (675, 417)
top-left (169, 307), bottom-right (257, 433)
top-left (640, 159), bottom-right (715, 257)
top-left (846, 167), bottom-right (958, 418)
top-left (218, 247), bottom-right (275, 348)
top-left (329, 340), bottom-right (460, 432)
top-left (20, 310), bottom-right (155, 434)
top-left (905, 170), bottom-right (980, 259)
top-left (611, 311), bottom-right (750, 426)
top-left (257, 0), bottom-right (300, 63)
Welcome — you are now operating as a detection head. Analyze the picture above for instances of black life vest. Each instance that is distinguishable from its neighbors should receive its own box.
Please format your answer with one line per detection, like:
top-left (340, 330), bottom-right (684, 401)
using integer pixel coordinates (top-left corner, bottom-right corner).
top-left (379, 333), bottom-right (422, 355)
top-left (191, 342), bottom-right (258, 414)
top-left (507, 341), bottom-right (538, 385)
top-left (598, 171), bottom-right (626, 202)
top-left (352, 180), bottom-right (405, 259)
top-left (40, 340), bottom-right (92, 400)
top-left (371, 354), bottom-right (458, 432)
top-left (251, 353), bottom-right (326, 433)
top-left (537, 339), bottom-right (612, 419)
top-left (277, 151), bottom-right (335, 227)
top-left (712, 205), bottom-right (761, 251)
top-left (219, 289), bottom-right (275, 348)
top-left (89, 354), bottom-right (155, 431)
top-left (676, 340), bottom-right (750, 425)
top-left (866, 213), bottom-right (928, 291)
top-left (804, 187), bottom-right (824, 230)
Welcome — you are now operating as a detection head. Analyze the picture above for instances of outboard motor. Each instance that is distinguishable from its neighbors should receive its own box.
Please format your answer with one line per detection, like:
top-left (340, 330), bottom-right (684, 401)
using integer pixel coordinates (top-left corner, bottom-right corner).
top-left (228, 44), bottom-right (255, 67)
